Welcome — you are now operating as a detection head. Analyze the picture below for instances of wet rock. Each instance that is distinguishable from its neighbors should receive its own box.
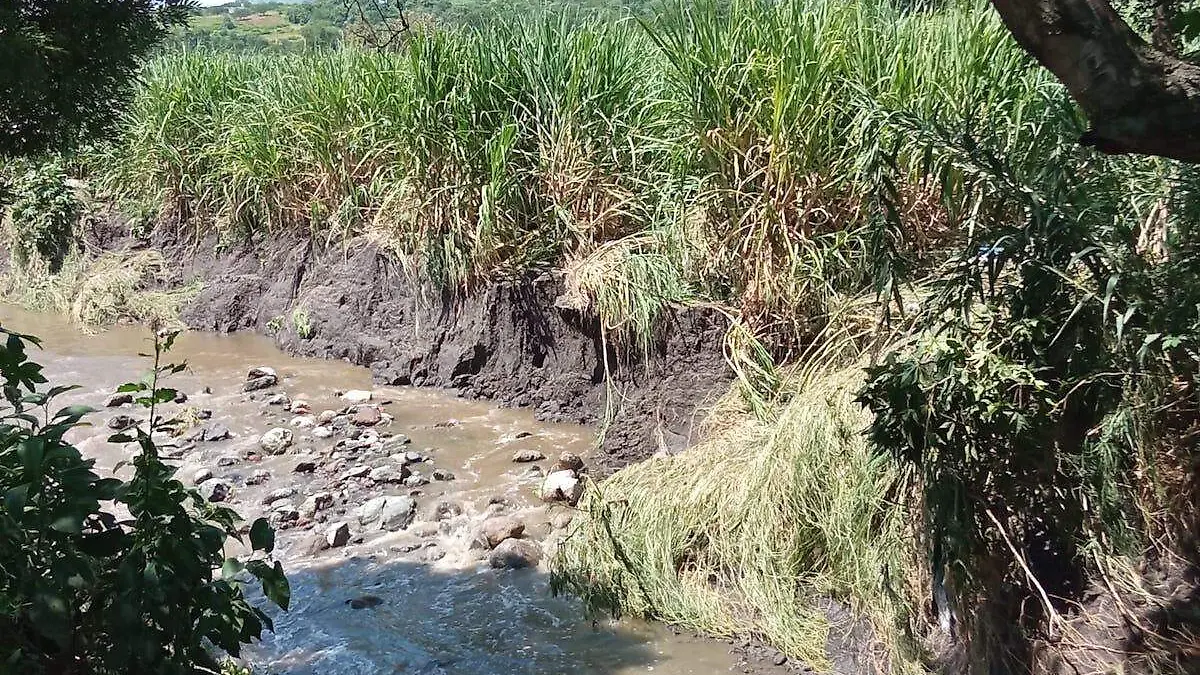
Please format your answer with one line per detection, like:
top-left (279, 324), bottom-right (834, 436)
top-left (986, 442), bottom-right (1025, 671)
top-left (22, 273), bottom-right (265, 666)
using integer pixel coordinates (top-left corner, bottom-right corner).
top-left (173, 391), bottom-right (188, 404)
top-left (270, 505), bottom-right (300, 526)
top-left (352, 406), bottom-right (382, 426)
top-left (293, 460), bottom-right (318, 474)
top-left (340, 465), bottom-right (371, 480)
top-left (434, 419), bottom-right (460, 428)
top-left (303, 533), bottom-right (331, 555)
top-left (421, 500), bottom-right (463, 522)
top-left (197, 409), bottom-right (213, 420)
top-left (408, 521), bottom-right (441, 538)
top-left (259, 427), bottom-right (294, 455)
top-left (105, 392), bottom-right (133, 408)
top-left (245, 470), bottom-right (272, 486)
top-left (524, 465), bottom-right (544, 478)
top-left (480, 516), bottom-right (525, 548)
top-left (244, 374), bottom-right (277, 392)
top-left (356, 495), bottom-right (415, 531)
top-left (432, 468), bottom-right (455, 481)
top-left (200, 480), bottom-right (231, 503)
top-left (540, 470), bottom-right (584, 506)
top-left (402, 450), bottom-right (424, 464)
top-left (192, 468), bottom-right (214, 485)
top-left (422, 546), bottom-right (446, 563)
top-left (316, 410), bottom-right (337, 425)
top-left (511, 449), bottom-right (545, 463)
top-left (403, 474), bottom-right (429, 488)
top-left (369, 465), bottom-right (410, 484)
top-left (290, 400), bottom-right (312, 415)
top-left (390, 434), bottom-right (411, 446)
top-left (346, 595), bottom-right (383, 609)
top-left (341, 390), bottom-right (373, 404)
top-left (203, 423), bottom-right (232, 442)
top-left (216, 455), bottom-right (239, 467)
top-left (326, 522), bottom-right (351, 548)
top-left (312, 426), bottom-right (334, 439)
top-left (301, 492), bottom-right (334, 518)
top-left (107, 415), bottom-right (137, 431)
top-left (263, 487), bottom-right (297, 505)
top-left (290, 415), bottom-right (316, 429)
top-left (248, 366), bottom-right (277, 380)
top-left (488, 539), bottom-right (542, 569)
top-left (514, 431), bottom-right (534, 439)
top-left (552, 452), bottom-right (585, 474)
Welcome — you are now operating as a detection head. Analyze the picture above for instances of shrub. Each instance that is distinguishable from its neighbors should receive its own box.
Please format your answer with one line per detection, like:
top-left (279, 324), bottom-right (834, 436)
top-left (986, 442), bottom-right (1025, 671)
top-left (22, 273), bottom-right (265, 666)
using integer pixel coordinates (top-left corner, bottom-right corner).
top-left (2, 159), bottom-right (79, 273)
top-left (0, 329), bottom-right (288, 673)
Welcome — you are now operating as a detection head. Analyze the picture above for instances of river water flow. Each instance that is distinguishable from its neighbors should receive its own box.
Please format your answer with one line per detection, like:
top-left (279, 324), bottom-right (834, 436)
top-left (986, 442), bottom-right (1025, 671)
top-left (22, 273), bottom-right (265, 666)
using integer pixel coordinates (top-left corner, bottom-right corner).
top-left (0, 306), bottom-right (734, 675)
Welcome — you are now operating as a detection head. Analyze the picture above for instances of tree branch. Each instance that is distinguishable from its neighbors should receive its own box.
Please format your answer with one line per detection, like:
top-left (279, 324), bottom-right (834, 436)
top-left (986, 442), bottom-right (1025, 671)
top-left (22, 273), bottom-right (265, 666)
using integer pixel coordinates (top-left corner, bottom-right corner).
top-left (990, 0), bottom-right (1200, 162)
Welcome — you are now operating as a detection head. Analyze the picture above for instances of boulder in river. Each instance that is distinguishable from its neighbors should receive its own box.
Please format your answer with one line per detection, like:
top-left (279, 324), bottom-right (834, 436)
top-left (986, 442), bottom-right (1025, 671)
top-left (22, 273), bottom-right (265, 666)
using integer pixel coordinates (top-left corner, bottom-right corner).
top-left (479, 516), bottom-right (525, 549)
top-left (290, 400), bottom-right (312, 415)
top-left (293, 460), bottom-right (318, 474)
top-left (203, 423), bottom-right (232, 441)
top-left (540, 470), bottom-right (584, 506)
top-left (551, 452), bottom-right (585, 474)
top-left (352, 406), bottom-right (382, 426)
top-left (192, 468), bottom-right (214, 485)
top-left (259, 427), bottom-right (294, 455)
top-left (106, 415), bottom-right (137, 432)
top-left (246, 469), bottom-right (271, 486)
top-left (432, 468), bottom-right (455, 481)
top-left (200, 479), bottom-right (231, 503)
top-left (326, 522), bottom-right (352, 548)
top-left (266, 393), bottom-right (291, 406)
top-left (312, 426), bottom-right (334, 439)
top-left (290, 416), bottom-right (316, 429)
top-left (301, 492), bottom-right (334, 518)
top-left (341, 390), bottom-right (373, 404)
top-left (244, 367), bottom-right (278, 392)
top-left (488, 539), bottom-right (542, 570)
top-left (105, 392), bottom-right (133, 408)
top-left (316, 409), bottom-right (337, 425)
top-left (369, 465), bottom-right (410, 484)
top-left (356, 495), bottom-right (415, 531)
top-left (511, 449), bottom-right (545, 463)
top-left (263, 487), bottom-right (296, 505)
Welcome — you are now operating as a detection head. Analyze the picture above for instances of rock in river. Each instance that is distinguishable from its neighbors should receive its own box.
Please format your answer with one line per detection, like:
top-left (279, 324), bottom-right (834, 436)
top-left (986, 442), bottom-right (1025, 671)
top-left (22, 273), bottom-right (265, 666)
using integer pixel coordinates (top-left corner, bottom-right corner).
top-left (356, 495), bottom-right (415, 531)
top-left (326, 522), bottom-right (352, 548)
top-left (244, 366), bottom-right (278, 392)
top-left (192, 468), bottom-right (214, 485)
top-left (200, 479), bottom-right (231, 503)
top-left (352, 406), bottom-right (382, 426)
top-left (540, 470), bottom-right (584, 506)
top-left (341, 390), bottom-right (373, 404)
top-left (488, 539), bottom-right (542, 569)
top-left (105, 392), bottom-right (133, 408)
top-left (259, 427), bottom-right (294, 455)
top-left (106, 415), bottom-right (137, 431)
top-left (480, 516), bottom-right (525, 548)
top-left (511, 449), bottom-right (545, 463)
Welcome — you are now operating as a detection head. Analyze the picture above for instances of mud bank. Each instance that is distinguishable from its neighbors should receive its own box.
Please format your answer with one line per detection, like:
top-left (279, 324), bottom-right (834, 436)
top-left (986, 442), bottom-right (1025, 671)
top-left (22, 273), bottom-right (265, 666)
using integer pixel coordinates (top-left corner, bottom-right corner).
top-left (125, 222), bottom-right (732, 472)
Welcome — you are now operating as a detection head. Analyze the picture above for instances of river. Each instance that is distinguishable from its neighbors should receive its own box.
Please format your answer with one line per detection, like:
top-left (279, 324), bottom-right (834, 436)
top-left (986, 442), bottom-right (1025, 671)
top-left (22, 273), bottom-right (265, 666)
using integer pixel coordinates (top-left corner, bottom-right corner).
top-left (0, 306), bottom-right (736, 675)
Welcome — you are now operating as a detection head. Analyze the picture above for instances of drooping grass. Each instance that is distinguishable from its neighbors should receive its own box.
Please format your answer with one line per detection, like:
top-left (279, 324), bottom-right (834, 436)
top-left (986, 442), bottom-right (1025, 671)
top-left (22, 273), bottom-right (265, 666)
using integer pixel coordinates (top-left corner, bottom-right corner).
top-left (551, 364), bottom-right (925, 672)
top-left (2, 251), bottom-right (201, 331)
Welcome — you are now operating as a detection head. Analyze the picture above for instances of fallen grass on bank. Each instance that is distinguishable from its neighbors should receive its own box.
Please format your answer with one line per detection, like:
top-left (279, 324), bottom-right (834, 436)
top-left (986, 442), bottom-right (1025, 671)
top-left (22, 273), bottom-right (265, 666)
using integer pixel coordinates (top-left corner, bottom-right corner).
top-left (551, 364), bottom-right (925, 672)
top-left (1, 250), bottom-right (200, 331)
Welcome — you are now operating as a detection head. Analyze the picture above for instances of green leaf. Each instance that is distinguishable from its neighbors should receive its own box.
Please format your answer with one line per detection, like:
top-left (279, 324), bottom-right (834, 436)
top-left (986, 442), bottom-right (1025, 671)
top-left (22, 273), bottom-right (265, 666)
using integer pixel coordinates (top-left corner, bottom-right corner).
top-left (52, 404), bottom-right (94, 423)
top-left (249, 518), bottom-right (274, 553)
top-left (5, 484), bottom-right (29, 515)
top-left (116, 382), bottom-right (147, 393)
top-left (260, 560), bottom-right (290, 611)
top-left (222, 558), bottom-right (245, 581)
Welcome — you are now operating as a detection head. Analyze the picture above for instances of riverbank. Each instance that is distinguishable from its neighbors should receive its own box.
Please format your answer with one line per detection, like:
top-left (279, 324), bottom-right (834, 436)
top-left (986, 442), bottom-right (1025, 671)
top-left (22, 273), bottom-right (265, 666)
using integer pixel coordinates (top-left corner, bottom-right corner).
top-left (86, 212), bottom-right (734, 474)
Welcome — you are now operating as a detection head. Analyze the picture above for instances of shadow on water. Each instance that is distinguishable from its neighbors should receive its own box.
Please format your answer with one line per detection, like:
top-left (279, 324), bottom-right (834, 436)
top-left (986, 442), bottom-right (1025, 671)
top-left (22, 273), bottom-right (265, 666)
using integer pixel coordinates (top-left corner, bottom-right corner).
top-left (246, 551), bottom-right (697, 675)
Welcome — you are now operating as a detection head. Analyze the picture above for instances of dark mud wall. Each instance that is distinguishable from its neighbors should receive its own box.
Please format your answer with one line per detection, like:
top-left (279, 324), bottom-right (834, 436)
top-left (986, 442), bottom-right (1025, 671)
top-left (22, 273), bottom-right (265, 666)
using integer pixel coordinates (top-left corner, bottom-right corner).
top-left (148, 228), bottom-right (731, 470)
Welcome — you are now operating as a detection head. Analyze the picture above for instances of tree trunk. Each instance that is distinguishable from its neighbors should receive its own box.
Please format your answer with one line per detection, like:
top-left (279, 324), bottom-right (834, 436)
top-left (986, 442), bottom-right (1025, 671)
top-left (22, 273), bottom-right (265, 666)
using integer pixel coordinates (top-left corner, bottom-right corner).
top-left (990, 0), bottom-right (1200, 163)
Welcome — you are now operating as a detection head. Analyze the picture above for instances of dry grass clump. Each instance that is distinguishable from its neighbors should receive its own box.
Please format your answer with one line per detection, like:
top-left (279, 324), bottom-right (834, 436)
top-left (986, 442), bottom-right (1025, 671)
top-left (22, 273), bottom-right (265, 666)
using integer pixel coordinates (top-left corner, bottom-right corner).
top-left (2, 250), bottom-right (199, 331)
top-left (551, 364), bottom-right (927, 672)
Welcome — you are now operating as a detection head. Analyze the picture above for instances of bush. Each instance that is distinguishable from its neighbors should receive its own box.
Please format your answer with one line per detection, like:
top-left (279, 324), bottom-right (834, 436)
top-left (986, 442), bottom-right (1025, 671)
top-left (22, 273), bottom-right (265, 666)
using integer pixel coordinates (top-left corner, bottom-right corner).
top-left (0, 329), bottom-right (288, 673)
top-left (2, 159), bottom-right (79, 273)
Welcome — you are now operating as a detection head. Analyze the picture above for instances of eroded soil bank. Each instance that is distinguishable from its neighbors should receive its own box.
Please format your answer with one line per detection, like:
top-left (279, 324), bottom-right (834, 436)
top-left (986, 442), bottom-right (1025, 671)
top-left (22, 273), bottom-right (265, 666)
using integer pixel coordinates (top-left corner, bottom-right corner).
top-left (110, 219), bottom-right (734, 473)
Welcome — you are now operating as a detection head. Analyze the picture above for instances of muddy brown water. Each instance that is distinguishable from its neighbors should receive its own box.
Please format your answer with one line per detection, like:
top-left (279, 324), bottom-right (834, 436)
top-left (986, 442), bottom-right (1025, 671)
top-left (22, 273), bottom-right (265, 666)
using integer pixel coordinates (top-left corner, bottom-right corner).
top-left (0, 306), bottom-right (734, 675)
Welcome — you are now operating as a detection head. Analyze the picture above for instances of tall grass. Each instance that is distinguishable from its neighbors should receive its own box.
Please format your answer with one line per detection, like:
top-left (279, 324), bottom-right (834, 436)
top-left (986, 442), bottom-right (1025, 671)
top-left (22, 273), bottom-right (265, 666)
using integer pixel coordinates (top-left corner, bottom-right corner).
top-left (92, 0), bottom-right (1082, 353)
